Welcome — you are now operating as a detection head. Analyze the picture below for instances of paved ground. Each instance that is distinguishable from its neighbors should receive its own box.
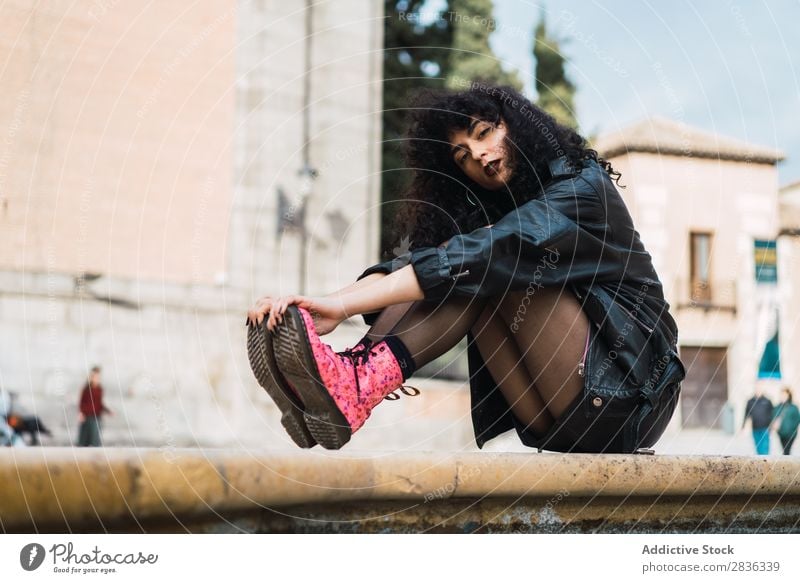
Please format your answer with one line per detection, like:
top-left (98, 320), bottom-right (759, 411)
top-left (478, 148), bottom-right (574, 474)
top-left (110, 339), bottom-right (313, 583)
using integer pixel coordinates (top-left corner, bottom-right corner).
top-left (26, 376), bottom-right (797, 456)
top-left (25, 427), bottom-right (798, 456)
top-left (655, 428), bottom-right (792, 456)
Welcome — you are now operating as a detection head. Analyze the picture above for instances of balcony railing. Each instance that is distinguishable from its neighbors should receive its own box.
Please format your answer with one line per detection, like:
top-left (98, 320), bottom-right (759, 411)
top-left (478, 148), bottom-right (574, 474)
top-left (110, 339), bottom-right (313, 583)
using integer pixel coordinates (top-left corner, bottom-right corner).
top-left (672, 278), bottom-right (737, 314)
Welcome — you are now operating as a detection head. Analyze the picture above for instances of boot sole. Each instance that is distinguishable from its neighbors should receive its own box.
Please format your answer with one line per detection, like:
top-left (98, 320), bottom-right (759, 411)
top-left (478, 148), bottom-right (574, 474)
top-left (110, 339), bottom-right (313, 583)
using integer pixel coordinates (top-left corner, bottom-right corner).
top-left (272, 306), bottom-right (353, 450)
top-left (246, 320), bottom-right (317, 448)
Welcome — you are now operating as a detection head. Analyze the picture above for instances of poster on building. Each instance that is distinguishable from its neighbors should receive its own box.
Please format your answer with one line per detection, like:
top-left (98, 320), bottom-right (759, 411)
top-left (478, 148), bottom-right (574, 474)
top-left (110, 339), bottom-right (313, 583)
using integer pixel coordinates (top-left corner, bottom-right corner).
top-left (754, 239), bottom-right (778, 283)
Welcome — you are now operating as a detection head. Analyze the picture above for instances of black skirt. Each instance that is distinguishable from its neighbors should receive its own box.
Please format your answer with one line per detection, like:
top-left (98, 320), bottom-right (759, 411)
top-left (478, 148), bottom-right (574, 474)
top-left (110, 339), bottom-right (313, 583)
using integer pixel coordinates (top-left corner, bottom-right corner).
top-left (491, 322), bottom-right (684, 453)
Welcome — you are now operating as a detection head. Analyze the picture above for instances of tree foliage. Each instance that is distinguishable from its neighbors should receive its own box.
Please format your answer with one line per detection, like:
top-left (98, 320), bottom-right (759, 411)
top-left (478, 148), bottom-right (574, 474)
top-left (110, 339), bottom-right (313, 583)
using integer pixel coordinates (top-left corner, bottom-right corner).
top-left (382, 0), bottom-right (454, 255)
top-left (532, 12), bottom-right (577, 129)
top-left (445, 0), bottom-right (522, 90)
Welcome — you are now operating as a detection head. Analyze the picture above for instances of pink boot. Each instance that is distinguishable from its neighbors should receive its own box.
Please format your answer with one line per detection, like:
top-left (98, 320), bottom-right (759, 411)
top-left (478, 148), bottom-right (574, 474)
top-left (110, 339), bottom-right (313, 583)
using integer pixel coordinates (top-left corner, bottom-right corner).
top-left (272, 305), bottom-right (406, 449)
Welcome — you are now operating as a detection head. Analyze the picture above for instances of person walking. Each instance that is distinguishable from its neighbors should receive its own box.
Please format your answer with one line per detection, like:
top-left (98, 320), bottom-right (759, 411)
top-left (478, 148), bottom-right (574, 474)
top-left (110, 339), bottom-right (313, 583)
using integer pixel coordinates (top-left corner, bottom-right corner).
top-left (743, 389), bottom-right (774, 455)
top-left (246, 82), bottom-right (685, 453)
top-left (772, 387), bottom-right (799, 455)
top-left (76, 366), bottom-right (113, 447)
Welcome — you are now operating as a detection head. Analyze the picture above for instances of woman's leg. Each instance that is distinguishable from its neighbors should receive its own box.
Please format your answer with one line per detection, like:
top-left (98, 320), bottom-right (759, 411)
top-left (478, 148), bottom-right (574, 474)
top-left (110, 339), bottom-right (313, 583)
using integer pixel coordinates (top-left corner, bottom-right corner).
top-left (361, 286), bottom-right (588, 437)
top-left (363, 296), bottom-right (555, 435)
top-left (492, 287), bottom-right (590, 421)
top-left (470, 302), bottom-right (554, 435)
top-left (362, 295), bottom-right (490, 372)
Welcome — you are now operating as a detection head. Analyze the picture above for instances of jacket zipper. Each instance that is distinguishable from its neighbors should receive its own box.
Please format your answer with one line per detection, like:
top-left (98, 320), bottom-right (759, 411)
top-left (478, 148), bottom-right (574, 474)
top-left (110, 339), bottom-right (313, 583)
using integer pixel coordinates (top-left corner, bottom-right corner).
top-left (577, 327), bottom-right (590, 377)
top-left (628, 309), bottom-right (655, 335)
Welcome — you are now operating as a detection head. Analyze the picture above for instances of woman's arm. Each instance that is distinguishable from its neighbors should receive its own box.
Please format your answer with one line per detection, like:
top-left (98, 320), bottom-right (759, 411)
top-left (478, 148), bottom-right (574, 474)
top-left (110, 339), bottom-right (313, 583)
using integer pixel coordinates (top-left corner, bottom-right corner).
top-left (324, 272), bottom-right (387, 298)
top-left (335, 264), bottom-right (424, 316)
top-left (247, 272), bottom-right (387, 326)
top-left (266, 265), bottom-right (424, 331)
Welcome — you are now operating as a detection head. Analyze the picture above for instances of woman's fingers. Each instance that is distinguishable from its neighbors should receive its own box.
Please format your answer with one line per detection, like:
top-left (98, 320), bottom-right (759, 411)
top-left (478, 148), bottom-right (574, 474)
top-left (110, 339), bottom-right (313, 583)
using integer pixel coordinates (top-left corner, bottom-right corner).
top-left (295, 296), bottom-right (312, 310)
top-left (268, 296), bottom-right (287, 330)
top-left (272, 299), bottom-right (284, 329)
top-left (277, 296), bottom-right (299, 324)
top-left (279, 295), bottom-right (300, 319)
top-left (277, 297), bottom-right (288, 323)
top-left (265, 295), bottom-right (309, 330)
top-left (246, 296), bottom-right (275, 326)
top-left (256, 298), bottom-right (271, 325)
top-left (251, 294), bottom-right (320, 330)
top-left (267, 299), bottom-right (279, 330)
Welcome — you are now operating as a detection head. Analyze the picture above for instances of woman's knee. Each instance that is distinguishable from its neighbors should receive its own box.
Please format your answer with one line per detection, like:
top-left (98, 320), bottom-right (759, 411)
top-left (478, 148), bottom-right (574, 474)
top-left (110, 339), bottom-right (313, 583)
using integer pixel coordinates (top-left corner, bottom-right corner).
top-left (470, 302), bottom-right (498, 338)
top-left (497, 287), bottom-right (581, 325)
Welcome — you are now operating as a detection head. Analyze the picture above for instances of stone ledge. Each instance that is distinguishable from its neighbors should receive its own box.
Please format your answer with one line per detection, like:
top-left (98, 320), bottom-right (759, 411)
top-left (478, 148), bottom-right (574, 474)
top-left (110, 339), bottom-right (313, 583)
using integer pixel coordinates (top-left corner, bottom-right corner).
top-left (2, 448), bottom-right (799, 532)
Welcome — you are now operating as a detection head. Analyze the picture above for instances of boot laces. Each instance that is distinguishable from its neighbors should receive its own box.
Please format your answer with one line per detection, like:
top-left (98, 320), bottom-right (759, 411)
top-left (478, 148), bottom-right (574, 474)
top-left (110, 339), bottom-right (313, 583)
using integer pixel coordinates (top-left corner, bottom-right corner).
top-left (383, 385), bottom-right (421, 401)
top-left (339, 339), bottom-right (422, 401)
top-left (340, 339), bottom-right (375, 397)
top-left (341, 340), bottom-right (373, 367)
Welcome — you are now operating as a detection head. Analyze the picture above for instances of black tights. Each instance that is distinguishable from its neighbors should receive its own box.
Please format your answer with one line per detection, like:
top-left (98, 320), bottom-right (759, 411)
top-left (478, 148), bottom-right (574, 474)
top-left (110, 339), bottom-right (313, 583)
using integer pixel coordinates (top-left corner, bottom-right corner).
top-left (362, 287), bottom-right (591, 437)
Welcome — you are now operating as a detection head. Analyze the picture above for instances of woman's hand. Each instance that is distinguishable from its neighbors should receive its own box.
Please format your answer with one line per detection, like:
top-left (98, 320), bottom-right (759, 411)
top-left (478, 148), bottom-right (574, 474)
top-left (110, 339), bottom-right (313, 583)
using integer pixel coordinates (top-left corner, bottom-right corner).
top-left (268, 295), bottom-right (347, 335)
top-left (266, 295), bottom-right (348, 335)
top-left (248, 264), bottom-right (424, 334)
top-left (246, 293), bottom-right (346, 335)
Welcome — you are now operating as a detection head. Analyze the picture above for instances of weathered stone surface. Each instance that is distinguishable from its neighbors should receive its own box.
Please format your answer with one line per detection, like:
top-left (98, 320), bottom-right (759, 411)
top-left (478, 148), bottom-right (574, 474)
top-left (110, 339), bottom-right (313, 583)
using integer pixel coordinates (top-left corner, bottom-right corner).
top-left (2, 448), bottom-right (798, 533)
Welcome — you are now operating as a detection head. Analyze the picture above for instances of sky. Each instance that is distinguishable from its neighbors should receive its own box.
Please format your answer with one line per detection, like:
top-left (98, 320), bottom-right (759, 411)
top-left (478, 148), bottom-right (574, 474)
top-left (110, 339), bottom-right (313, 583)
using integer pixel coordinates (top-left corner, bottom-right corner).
top-left (483, 0), bottom-right (800, 186)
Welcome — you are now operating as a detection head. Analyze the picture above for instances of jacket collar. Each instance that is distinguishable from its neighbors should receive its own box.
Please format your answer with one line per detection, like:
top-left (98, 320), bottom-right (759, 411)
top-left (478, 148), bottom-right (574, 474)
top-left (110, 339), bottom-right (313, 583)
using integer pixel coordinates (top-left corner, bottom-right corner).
top-left (547, 156), bottom-right (577, 178)
top-left (536, 156), bottom-right (578, 193)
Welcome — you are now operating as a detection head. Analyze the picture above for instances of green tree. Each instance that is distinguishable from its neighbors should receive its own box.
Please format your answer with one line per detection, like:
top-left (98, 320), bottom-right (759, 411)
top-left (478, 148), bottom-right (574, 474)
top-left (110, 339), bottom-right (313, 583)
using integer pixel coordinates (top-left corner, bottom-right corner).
top-left (381, 0), bottom-right (454, 256)
top-left (532, 12), bottom-right (577, 128)
top-left (445, 0), bottom-right (522, 90)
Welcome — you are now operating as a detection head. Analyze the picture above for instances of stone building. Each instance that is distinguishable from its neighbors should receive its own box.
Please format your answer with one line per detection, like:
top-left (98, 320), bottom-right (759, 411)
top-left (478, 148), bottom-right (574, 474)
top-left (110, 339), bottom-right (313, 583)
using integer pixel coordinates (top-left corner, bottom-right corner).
top-left (0, 0), bottom-right (396, 448)
top-left (778, 180), bottom-right (800, 400)
top-left (595, 116), bottom-right (787, 433)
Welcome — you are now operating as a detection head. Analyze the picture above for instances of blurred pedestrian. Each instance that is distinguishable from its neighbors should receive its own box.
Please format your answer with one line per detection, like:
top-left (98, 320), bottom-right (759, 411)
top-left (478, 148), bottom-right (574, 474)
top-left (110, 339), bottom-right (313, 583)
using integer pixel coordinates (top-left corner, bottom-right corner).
top-left (0, 386), bottom-right (25, 447)
top-left (772, 387), bottom-right (799, 455)
top-left (76, 366), bottom-right (113, 447)
top-left (743, 388), bottom-right (774, 455)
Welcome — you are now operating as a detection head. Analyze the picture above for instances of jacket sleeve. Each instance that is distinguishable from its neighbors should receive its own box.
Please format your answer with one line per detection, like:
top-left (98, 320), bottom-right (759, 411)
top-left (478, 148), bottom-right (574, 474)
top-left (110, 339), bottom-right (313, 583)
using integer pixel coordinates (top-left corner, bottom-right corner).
top-left (406, 174), bottom-right (626, 300)
top-left (355, 252), bottom-right (412, 282)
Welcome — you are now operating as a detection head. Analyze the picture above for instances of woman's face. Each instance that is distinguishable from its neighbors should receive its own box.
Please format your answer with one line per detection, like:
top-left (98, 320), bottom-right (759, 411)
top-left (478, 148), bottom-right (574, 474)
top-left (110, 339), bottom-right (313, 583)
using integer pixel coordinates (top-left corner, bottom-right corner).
top-left (448, 116), bottom-right (513, 191)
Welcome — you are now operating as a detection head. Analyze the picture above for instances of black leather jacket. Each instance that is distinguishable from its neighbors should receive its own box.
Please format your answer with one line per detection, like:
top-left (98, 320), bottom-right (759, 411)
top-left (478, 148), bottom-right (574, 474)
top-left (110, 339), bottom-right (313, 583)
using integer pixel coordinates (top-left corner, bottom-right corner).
top-left (357, 157), bottom-right (686, 449)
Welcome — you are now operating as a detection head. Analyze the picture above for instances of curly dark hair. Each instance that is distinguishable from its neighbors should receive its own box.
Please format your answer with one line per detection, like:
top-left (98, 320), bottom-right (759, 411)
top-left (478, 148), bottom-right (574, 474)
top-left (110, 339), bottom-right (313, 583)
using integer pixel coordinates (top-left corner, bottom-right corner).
top-left (390, 82), bottom-right (620, 250)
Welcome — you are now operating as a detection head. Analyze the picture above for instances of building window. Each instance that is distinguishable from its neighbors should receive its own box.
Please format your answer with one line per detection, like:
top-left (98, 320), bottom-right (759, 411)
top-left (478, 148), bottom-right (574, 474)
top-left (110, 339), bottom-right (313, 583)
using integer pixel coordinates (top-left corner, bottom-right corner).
top-left (690, 232), bottom-right (712, 302)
